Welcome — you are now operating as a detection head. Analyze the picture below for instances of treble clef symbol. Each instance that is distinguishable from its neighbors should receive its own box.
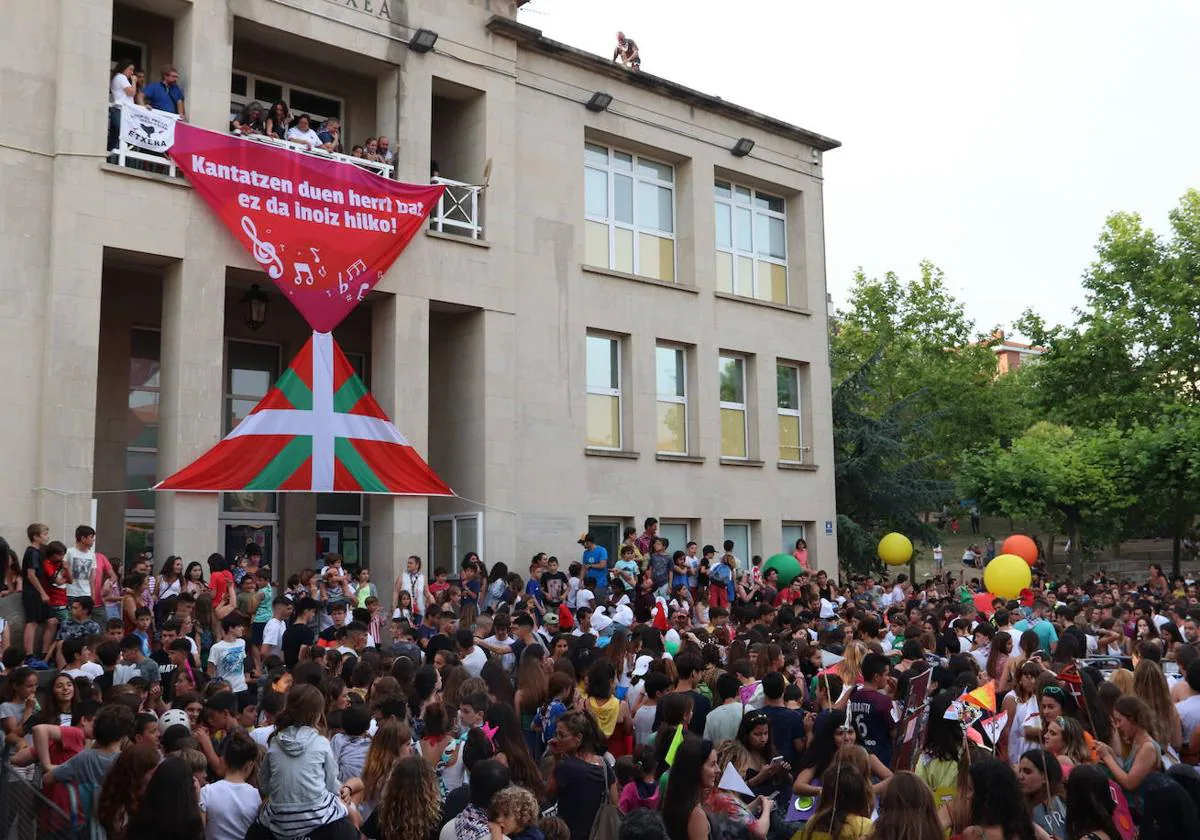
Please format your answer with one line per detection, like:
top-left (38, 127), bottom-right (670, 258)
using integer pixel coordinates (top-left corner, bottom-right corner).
top-left (241, 216), bottom-right (284, 279)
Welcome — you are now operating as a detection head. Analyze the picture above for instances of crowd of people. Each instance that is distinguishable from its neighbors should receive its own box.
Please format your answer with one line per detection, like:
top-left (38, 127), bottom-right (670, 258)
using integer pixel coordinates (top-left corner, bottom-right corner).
top-left (2, 517), bottom-right (1200, 840)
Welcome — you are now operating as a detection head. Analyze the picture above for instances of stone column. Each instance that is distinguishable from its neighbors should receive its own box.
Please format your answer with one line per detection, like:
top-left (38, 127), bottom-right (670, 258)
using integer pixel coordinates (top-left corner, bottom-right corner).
top-left (156, 255), bottom-right (225, 564)
top-left (480, 309), bottom-right (516, 565)
top-left (174, 0), bottom-right (233, 131)
top-left (369, 294), bottom-right (430, 605)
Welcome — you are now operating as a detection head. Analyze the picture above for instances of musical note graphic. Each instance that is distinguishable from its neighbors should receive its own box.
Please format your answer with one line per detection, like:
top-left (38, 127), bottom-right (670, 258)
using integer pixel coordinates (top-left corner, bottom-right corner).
top-left (310, 248), bottom-right (328, 277)
top-left (346, 258), bottom-right (367, 280)
top-left (357, 282), bottom-right (369, 301)
top-left (241, 216), bottom-right (284, 279)
top-left (293, 263), bottom-right (315, 286)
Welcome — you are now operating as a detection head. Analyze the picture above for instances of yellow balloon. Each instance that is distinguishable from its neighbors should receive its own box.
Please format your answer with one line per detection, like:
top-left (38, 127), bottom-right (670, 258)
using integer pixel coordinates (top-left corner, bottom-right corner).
top-left (984, 553), bottom-right (1032, 600)
top-left (878, 532), bottom-right (913, 566)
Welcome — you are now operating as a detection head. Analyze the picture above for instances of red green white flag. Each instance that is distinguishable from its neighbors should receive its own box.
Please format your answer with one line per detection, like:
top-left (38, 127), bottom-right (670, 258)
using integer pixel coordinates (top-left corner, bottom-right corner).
top-left (156, 331), bottom-right (451, 495)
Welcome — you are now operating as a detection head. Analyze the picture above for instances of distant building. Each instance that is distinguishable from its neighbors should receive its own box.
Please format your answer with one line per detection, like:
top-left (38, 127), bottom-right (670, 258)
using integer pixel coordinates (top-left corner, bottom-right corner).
top-left (991, 331), bottom-right (1044, 374)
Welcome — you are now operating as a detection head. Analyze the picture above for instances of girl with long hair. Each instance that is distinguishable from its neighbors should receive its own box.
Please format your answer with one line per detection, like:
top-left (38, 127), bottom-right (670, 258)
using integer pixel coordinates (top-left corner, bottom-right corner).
top-left (33, 672), bottom-right (77, 727)
top-left (182, 561), bottom-right (206, 594)
top-left (1017, 749), bottom-right (1066, 840)
top-left (485, 701), bottom-right (548, 802)
top-left (360, 755), bottom-right (441, 840)
top-left (916, 693), bottom-right (963, 803)
top-left (960, 757), bottom-right (1037, 840)
top-left (1131, 659), bottom-right (1182, 751)
top-left (872, 770), bottom-right (944, 840)
top-left (418, 702), bottom-right (463, 798)
top-left (125, 756), bottom-right (204, 840)
top-left (515, 644), bottom-right (550, 756)
top-left (0, 667), bottom-right (39, 747)
top-left (799, 762), bottom-right (872, 840)
top-left (256, 683), bottom-right (352, 838)
top-left (1042, 716), bottom-right (1090, 773)
top-left (340, 717), bottom-right (412, 822)
top-left (735, 710), bottom-right (790, 799)
top-left (1095, 694), bottom-right (1162, 819)
top-left (1063, 764), bottom-right (1120, 840)
top-left (483, 561), bottom-right (509, 612)
top-left (584, 660), bottom-right (632, 758)
top-left (793, 709), bottom-right (891, 797)
top-left (1002, 660), bottom-right (1044, 765)
top-left (407, 664), bottom-right (441, 726)
top-left (96, 742), bottom-right (161, 840)
top-left (157, 555), bottom-right (184, 601)
top-left (663, 736), bottom-right (774, 840)
top-left (988, 631), bottom-right (1014, 686)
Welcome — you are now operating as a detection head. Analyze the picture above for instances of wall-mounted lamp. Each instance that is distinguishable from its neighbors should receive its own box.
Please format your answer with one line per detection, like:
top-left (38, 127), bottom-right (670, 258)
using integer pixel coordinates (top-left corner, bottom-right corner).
top-left (585, 92), bottom-right (614, 112)
top-left (241, 283), bottom-right (269, 331)
top-left (409, 28), bottom-right (439, 53)
top-left (731, 138), bottom-right (755, 157)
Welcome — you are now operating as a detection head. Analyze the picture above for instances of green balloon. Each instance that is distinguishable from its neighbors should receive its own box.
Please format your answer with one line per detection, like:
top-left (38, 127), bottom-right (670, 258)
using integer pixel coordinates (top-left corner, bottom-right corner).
top-left (761, 553), bottom-right (802, 586)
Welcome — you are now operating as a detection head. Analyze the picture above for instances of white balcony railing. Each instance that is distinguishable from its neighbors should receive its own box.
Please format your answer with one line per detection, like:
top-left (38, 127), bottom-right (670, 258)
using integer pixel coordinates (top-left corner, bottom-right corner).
top-left (107, 103), bottom-right (394, 180)
top-left (239, 132), bottom-right (394, 179)
top-left (430, 176), bottom-right (484, 240)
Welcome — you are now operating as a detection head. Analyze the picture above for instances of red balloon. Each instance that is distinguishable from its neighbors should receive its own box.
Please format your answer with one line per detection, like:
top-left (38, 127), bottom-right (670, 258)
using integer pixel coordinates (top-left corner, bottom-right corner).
top-left (974, 591), bottom-right (997, 616)
top-left (1002, 534), bottom-right (1038, 566)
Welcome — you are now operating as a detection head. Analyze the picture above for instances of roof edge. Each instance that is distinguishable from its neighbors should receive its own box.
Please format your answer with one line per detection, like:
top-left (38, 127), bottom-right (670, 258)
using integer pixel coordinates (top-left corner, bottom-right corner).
top-left (487, 16), bottom-right (841, 152)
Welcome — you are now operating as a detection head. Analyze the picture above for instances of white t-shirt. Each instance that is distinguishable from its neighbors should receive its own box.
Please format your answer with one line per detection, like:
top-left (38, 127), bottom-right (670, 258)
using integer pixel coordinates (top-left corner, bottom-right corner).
top-left (64, 662), bottom-right (104, 680)
top-left (65, 547), bottom-right (97, 598)
top-left (199, 779), bottom-right (262, 840)
top-left (461, 645), bottom-right (487, 678)
top-left (110, 72), bottom-right (135, 107)
top-left (262, 618), bottom-right (286, 649)
top-left (286, 126), bottom-right (322, 148)
top-left (250, 725), bottom-right (275, 748)
top-left (207, 639), bottom-right (248, 693)
top-left (482, 635), bottom-right (514, 672)
top-left (1177, 695), bottom-right (1200, 747)
top-left (398, 572), bottom-right (428, 615)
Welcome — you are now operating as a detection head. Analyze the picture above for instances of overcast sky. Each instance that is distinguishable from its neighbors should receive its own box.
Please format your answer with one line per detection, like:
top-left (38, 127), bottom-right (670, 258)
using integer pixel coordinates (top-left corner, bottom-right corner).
top-left (519, 0), bottom-right (1200, 336)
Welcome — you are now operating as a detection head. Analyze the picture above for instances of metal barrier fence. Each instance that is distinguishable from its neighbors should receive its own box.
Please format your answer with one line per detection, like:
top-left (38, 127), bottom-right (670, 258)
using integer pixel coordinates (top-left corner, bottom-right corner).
top-left (0, 749), bottom-right (76, 840)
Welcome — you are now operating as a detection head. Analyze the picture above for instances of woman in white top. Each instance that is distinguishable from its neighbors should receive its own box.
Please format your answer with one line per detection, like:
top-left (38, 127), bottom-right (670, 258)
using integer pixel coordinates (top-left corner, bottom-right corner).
top-left (286, 114), bottom-right (322, 150)
top-left (157, 555), bottom-right (183, 601)
top-left (1003, 660), bottom-right (1044, 765)
top-left (108, 59), bottom-right (136, 152)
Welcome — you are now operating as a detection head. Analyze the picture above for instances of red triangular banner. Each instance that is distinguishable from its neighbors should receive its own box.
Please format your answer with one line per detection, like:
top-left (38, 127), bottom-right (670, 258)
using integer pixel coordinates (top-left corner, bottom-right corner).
top-left (156, 332), bottom-right (451, 496)
top-left (168, 123), bottom-right (444, 333)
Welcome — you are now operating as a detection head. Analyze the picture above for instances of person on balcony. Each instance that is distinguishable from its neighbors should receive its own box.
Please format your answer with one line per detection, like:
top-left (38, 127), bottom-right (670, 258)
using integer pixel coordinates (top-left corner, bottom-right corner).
top-left (266, 101), bottom-right (291, 140)
top-left (286, 114), bottom-right (322, 151)
top-left (613, 31), bottom-right (641, 70)
top-left (137, 64), bottom-right (186, 120)
top-left (108, 59), bottom-right (136, 153)
top-left (318, 119), bottom-right (343, 154)
top-left (377, 136), bottom-right (395, 165)
top-left (231, 101), bottom-right (267, 136)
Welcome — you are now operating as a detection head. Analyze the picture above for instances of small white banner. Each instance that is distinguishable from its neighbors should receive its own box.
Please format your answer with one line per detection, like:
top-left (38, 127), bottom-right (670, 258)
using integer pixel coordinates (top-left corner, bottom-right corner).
top-left (120, 104), bottom-right (178, 152)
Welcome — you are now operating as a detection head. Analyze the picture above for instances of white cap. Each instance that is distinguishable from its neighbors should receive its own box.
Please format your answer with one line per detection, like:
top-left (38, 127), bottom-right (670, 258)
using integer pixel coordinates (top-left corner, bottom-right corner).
top-left (160, 708), bottom-right (190, 731)
top-left (632, 654), bottom-right (654, 677)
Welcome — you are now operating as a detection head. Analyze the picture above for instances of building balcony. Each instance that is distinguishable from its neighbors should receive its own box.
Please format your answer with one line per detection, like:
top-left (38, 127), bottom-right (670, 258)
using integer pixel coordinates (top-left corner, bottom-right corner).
top-left (429, 176), bottom-right (484, 240)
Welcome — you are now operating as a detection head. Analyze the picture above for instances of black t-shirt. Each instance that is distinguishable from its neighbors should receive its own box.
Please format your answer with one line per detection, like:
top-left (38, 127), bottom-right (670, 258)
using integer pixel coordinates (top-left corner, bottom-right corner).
top-left (540, 571), bottom-right (569, 605)
top-left (151, 650), bottom-right (178, 701)
top-left (554, 755), bottom-right (611, 840)
top-left (760, 705), bottom-right (806, 766)
top-left (848, 687), bottom-right (894, 767)
top-left (441, 783), bottom-right (470, 826)
top-left (281, 622), bottom-right (315, 668)
top-left (21, 547), bottom-right (41, 594)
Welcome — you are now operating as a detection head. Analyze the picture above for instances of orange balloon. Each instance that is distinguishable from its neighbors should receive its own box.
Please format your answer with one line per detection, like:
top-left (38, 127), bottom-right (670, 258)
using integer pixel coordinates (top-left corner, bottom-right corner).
top-left (1001, 534), bottom-right (1038, 567)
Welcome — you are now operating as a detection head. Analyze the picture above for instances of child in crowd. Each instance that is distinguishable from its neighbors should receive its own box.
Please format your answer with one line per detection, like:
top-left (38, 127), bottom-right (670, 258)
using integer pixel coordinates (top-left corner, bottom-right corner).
top-left (534, 672), bottom-right (574, 749)
top-left (132, 608), bottom-right (153, 656)
top-left (616, 745), bottom-right (660, 812)
top-left (200, 730), bottom-right (263, 840)
top-left (332, 705), bottom-right (372, 783)
top-left (489, 785), bottom-right (543, 840)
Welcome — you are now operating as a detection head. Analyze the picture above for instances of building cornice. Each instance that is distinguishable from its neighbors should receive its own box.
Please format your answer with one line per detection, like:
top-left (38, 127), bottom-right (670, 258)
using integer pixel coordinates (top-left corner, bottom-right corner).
top-left (487, 16), bottom-right (841, 152)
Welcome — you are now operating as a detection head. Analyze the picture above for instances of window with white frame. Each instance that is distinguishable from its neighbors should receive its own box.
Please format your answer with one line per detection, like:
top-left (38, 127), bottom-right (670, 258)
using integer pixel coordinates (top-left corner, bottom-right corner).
top-left (777, 363), bottom-right (804, 462)
top-left (431, 513), bottom-right (482, 577)
top-left (655, 344), bottom-right (688, 454)
top-left (782, 523), bottom-right (807, 554)
top-left (714, 180), bottom-right (788, 303)
top-left (223, 340), bottom-right (280, 514)
top-left (719, 354), bottom-right (748, 459)
top-left (230, 71), bottom-right (343, 131)
top-left (584, 143), bottom-right (676, 282)
top-left (586, 333), bottom-right (622, 449)
top-left (723, 521), bottom-right (752, 563)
